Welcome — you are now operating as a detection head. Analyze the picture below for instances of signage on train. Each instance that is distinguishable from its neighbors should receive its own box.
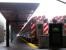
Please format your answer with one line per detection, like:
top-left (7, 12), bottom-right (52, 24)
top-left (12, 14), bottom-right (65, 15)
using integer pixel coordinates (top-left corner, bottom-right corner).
top-left (38, 24), bottom-right (43, 29)
top-left (49, 23), bottom-right (63, 34)
top-left (52, 27), bottom-right (60, 32)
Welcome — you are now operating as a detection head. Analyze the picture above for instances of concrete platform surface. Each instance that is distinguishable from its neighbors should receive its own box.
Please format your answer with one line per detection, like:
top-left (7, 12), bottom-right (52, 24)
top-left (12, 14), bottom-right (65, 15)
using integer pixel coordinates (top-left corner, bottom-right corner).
top-left (0, 37), bottom-right (65, 50)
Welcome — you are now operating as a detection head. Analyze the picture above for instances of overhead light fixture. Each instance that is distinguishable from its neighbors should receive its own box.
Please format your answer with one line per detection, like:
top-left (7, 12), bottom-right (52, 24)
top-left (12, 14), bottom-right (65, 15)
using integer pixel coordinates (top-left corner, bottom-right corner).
top-left (57, 0), bottom-right (66, 4)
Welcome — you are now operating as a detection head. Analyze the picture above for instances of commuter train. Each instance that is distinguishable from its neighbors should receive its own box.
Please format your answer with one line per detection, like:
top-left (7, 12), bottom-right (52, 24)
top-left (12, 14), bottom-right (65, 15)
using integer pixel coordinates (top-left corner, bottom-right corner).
top-left (18, 16), bottom-right (49, 46)
top-left (17, 15), bottom-right (66, 48)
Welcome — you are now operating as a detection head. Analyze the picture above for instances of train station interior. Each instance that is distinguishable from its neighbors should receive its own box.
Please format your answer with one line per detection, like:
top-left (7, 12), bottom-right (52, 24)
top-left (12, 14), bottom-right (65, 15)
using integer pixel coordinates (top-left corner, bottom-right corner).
top-left (0, 0), bottom-right (66, 50)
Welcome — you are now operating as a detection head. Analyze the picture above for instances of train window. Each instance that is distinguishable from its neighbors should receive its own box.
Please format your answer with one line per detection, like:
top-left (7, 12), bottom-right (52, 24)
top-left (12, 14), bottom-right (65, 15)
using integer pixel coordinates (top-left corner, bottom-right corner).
top-left (37, 24), bottom-right (43, 29)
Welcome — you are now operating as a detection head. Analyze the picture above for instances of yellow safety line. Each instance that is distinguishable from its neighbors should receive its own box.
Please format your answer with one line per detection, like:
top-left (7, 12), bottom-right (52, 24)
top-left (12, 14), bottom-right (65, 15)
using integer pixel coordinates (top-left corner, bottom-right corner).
top-left (27, 43), bottom-right (38, 48)
top-left (21, 38), bottom-right (38, 48)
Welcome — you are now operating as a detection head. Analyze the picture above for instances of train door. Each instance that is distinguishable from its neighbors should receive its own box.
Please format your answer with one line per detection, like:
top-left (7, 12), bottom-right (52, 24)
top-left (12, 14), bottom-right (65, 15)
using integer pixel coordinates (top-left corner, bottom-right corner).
top-left (49, 23), bottom-right (63, 48)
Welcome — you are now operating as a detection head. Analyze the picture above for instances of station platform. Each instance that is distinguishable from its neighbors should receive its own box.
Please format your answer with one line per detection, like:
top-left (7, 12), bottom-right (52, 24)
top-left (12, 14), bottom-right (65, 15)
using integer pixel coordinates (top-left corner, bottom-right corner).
top-left (0, 36), bottom-right (48, 50)
top-left (0, 37), bottom-right (66, 50)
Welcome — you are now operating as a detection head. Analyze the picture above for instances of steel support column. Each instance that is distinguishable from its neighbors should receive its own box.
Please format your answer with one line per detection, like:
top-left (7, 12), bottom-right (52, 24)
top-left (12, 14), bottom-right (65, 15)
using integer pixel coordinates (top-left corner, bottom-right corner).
top-left (6, 20), bottom-right (9, 47)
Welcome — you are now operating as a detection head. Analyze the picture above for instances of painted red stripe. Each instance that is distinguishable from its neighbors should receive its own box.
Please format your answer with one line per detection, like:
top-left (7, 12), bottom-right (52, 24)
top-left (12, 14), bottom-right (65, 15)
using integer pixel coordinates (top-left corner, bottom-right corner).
top-left (31, 25), bottom-right (36, 30)
top-left (31, 23), bottom-right (35, 26)
top-left (31, 23), bottom-right (34, 26)
top-left (31, 23), bottom-right (35, 27)
top-left (44, 28), bottom-right (48, 33)
top-left (43, 23), bottom-right (48, 28)
top-left (31, 23), bottom-right (36, 28)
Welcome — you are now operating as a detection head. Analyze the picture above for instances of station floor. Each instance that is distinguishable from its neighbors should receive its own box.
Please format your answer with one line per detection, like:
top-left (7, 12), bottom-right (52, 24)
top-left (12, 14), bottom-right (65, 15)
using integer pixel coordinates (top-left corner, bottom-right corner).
top-left (0, 37), bottom-right (66, 50)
